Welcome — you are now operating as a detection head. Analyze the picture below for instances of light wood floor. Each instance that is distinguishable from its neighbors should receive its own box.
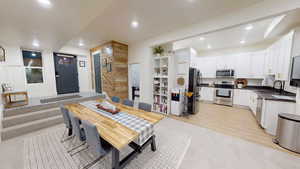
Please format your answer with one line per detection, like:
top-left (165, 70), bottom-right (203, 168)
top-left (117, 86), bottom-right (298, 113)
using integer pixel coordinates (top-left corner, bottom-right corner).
top-left (170, 102), bottom-right (300, 157)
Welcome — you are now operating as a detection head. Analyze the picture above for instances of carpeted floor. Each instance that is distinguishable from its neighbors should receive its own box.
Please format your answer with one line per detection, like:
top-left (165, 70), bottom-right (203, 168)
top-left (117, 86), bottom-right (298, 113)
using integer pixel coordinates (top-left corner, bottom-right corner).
top-left (1, 118), bottom-right (300, 169)
top-left (23, 124), bottom-right (191, 169)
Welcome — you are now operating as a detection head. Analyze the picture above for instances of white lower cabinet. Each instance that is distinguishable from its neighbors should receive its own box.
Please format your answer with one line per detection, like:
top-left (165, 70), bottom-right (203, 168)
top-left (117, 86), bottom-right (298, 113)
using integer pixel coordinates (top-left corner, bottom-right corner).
top-left (200, 87), bottom-right (214, 102)
top-left (233, 89), bottom-right (250, 107)
top-left (249, 91), bottom-right (258, 116)
top-left (261, 100), bottom-right (296, 135)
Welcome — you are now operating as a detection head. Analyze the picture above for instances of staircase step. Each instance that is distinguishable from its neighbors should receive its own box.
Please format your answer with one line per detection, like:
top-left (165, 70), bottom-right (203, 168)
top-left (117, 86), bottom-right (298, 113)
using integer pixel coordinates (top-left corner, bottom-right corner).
top-left (1, 115), bottom-right (63, 141)
top-left (3, 95), bottom-right (102, 118)
top-left (2, 108), bottom-right (61, 128)
top-left (3, 104), bottom-right (59, 118)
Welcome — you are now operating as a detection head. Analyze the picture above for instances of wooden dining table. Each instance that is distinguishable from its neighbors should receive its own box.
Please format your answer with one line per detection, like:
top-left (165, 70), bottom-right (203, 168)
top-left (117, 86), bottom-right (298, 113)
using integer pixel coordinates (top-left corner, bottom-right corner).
top-left (65, 99), bottom-right (165, 169)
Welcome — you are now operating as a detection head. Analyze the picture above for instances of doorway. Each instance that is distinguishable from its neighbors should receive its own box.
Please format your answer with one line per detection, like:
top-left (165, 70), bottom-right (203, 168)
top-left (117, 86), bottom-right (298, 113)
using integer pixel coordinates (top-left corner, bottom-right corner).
top-left (54, 53), bottom-right (79, 94)
top-left (129, 63), bottom-right (140, 101)
top-left (93, 53), bottom-right (102, 93)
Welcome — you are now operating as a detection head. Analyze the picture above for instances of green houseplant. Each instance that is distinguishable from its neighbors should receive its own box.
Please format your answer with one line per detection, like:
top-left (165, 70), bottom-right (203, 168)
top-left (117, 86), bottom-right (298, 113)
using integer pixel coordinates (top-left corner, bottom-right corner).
top-left (153, 46), bottom-right (164, 56)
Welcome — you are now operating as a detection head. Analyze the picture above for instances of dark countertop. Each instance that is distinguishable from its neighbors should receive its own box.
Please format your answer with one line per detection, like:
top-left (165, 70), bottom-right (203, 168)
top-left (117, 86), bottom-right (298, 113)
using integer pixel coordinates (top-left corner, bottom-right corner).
top-left (199, 84), bottom-right (296, 103)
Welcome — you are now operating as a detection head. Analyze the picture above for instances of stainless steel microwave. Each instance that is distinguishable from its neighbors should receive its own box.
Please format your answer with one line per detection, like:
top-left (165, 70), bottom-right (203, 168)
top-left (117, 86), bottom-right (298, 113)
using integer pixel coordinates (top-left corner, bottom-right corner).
top-left (216, 69), bottom-right (235, 78)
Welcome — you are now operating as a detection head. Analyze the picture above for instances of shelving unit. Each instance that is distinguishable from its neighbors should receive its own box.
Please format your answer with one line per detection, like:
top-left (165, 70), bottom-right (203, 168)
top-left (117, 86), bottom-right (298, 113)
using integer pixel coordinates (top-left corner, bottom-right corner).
top-left (153, 55), bottom-right (170, 114)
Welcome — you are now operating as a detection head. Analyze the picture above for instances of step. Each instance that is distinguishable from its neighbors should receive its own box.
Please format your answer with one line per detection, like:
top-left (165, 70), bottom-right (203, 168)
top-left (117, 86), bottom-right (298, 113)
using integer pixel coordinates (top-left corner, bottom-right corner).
top-left (1, 115), bottom-right (63, 141)
top-left (2, 108), bottom-right (61, 128)
top-left (3, 104), bottom-right (59, 118)
top-left (3, 95), bottom-right (102, 118)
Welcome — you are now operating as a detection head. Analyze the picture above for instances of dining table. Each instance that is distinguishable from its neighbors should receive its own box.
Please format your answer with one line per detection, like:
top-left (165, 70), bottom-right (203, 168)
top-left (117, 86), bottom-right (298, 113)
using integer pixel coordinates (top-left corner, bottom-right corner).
top-left (65, 99), bottom-right (165, 169)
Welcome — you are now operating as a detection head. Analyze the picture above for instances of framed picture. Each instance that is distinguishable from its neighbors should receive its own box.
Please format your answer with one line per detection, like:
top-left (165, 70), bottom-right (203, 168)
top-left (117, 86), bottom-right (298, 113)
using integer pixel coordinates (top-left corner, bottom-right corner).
top-left (0, 46), bottom-right (5, 62)
top-left (79, 61), bottom-right (86, 67)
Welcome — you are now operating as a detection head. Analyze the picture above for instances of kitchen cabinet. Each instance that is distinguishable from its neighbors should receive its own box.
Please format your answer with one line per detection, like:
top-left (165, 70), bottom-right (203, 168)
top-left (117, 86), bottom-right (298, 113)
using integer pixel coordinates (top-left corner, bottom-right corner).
top-left (264, 31), bottom-right (294, 80)
top-left (250, 51), bottom-right (266, 79)
top-left (249, 91), bottom-right (258, 115)
top-left (200, 87), bottom-right (214, 101)
top-left (198, 56), bottom-right (216, 78)
top-left (261, 100), bottom-right (296, 135)
top-left (235, 51), bottom-right (266, 79)
top-left (235, 53), bottom-right (252, 78)
top-left (216, 54), bottom-right (236, 70)
top-left (233, 89), bottom-right (250, 106)
top-left (275, 31), bottom-right (294, 81)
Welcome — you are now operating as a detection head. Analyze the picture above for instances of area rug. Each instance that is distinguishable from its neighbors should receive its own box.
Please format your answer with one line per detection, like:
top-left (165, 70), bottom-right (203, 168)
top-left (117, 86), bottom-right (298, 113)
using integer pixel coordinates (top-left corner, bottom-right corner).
top-left (40, 95), bottom-right (82, 104)
top-left (23, 124), bottom-right (191, 169)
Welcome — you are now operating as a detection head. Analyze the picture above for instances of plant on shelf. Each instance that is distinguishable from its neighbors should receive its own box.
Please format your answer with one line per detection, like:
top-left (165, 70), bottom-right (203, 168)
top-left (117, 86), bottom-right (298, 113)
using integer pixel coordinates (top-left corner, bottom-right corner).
top-left (153, 46), bottom-right (164, 56)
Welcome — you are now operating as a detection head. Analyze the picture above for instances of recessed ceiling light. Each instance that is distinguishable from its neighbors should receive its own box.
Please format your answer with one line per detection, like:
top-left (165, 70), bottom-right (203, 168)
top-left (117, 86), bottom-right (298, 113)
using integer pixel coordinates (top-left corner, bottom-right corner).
top-left (38, 0), bottom-right (52, 8)
top-left (32, 41), bottom-right (40, 47)
top-left (187, 0), bottom-right (196, 3)
top-left (131, 21), bottom-right (139, 28)
top-left (207, 45), bottom-right (212, 49)
top-left (199, 37), bottom-right (205, 41)
top-left (79, 42), bottom-right (84, 47)
top-left (240, 40), bottom-right (246, 44)
top-left (245, 25), bottom-right (253, 30)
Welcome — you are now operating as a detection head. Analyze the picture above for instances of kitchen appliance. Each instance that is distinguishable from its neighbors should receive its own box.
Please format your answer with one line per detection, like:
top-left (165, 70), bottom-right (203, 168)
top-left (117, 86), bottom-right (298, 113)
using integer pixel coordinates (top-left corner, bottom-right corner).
top-left (213, 81), bottom-right (234, 106)
top-left (290, 55), bottom-right (300, 87)
top-left (274, 113), bottom-right (300, 154)
top-left (187, 68), bottom-right (199, 114)
top-left (216, 69), bottom-right (235, 78)
top-left (171, 89), bottom-right (184, 116)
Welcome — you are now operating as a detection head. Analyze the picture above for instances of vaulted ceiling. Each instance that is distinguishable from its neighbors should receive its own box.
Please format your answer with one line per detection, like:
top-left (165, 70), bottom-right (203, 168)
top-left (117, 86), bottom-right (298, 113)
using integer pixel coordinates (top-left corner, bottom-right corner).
top-left (0, 0), bottom-right (263, 50)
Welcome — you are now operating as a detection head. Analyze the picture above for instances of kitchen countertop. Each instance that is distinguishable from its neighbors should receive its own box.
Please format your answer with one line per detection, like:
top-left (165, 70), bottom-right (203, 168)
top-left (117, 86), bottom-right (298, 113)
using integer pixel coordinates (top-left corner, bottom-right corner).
top-left (199, 84), bottom-right (296, 103)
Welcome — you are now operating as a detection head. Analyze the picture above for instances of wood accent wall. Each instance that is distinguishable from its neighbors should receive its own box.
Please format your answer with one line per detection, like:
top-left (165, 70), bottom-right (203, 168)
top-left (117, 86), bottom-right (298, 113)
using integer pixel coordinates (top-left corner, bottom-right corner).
top-left (90, 41), bottom-right (128, 100)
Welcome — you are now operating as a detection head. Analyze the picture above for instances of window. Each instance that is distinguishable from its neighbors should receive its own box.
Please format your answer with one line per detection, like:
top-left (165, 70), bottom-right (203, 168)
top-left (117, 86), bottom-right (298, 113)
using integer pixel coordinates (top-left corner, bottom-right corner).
top-left (22, 50), bottom-right (44, 83)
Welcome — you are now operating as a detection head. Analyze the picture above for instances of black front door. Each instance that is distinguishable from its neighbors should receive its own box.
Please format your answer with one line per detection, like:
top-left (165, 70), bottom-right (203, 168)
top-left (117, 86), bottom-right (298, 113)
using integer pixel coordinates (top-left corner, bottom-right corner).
top-left (54, 53), bottom-right (79, 94)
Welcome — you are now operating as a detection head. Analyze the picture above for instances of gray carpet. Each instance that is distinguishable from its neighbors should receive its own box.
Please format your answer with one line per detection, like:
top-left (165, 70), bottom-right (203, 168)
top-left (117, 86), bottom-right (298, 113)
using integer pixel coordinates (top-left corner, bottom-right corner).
top-left (23, 125), bottom-right (191, 169)
top-left (40, 95), bottom-right (82, 104)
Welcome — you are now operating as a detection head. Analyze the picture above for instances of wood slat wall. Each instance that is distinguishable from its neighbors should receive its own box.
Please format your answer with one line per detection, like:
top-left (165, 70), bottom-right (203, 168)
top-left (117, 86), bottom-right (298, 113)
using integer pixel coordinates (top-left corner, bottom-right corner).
top-left (90, 41), bottom-right (129, 100)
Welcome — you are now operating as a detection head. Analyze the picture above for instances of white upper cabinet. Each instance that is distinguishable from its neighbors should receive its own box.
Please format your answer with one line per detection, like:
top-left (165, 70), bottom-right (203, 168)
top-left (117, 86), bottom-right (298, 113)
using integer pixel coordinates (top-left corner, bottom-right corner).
top-left (235, 53), bottom-right (252, 78)
top-left (264, 31), bottom-right (294, 80)
top-left (216, 54), bottom-right (236, 70)
top-left (198, 56), bottom-right (216, 78)
top-left (193, 31), bottom-right (294, 80)
top-left (250, 51), bottom-right (266, 79)
top-left (276, 31), bottom-right (294, 81)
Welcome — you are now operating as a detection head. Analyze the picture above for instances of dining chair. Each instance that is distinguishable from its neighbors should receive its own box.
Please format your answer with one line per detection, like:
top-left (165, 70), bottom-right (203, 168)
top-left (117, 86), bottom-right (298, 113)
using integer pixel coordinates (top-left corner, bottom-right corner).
top-left (138, 102), bottom-right (152, 112)
top-left (81, 120), bottom-right (112, 169)
top-left (60, 105), bottom-right (73, 143)
top-left (68, 112), bottom-right (87, 155)
top-left (111, 96), bottom-right (121, 103)
top-left (123, 99), bottom-right (134, 107)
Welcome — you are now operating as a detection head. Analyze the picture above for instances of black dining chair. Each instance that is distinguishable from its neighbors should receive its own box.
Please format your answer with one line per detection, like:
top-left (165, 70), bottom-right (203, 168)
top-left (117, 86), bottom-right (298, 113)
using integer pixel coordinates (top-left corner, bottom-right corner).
top-left (60, 105), bottom-right (73, 143)
top-left (81, 120), bottom-right (112, 169)
top-left (111, 96), bottom-right (121, 103)
top-left (68, 112), bottom-right (87, 155)
top-left (123, 99), bottom-right (134, 107)
top-left (138, 102), bottom-right (152, 112)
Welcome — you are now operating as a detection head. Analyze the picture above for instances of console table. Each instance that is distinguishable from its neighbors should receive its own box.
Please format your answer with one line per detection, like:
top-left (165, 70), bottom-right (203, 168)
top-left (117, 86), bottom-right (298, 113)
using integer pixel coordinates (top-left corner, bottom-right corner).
top-left (2, 91), bottom-right (29, 108)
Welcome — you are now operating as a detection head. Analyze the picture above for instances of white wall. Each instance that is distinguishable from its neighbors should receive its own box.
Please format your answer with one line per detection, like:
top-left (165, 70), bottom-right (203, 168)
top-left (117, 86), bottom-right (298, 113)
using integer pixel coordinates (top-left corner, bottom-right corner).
top-left (0, 44), bottom-right (92, 99)
top-left (129, 0), bottom-right (300, 104)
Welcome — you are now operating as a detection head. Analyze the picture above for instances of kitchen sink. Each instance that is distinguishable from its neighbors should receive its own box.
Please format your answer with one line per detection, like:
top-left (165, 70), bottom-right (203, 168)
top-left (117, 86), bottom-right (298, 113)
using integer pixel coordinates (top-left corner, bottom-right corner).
top-left (272, 95), bottom-right (295, 100)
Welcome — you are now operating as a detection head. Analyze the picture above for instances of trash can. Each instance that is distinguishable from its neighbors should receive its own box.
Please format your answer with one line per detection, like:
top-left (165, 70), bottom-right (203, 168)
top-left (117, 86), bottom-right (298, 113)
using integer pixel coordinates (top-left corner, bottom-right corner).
top-left (274, 113), bottom-right (300, 153)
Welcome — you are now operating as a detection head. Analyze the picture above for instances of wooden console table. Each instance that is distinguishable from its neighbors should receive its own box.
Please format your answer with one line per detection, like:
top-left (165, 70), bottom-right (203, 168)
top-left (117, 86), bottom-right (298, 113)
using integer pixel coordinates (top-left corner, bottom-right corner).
top-left (2, 91), bottom-right (29, 108)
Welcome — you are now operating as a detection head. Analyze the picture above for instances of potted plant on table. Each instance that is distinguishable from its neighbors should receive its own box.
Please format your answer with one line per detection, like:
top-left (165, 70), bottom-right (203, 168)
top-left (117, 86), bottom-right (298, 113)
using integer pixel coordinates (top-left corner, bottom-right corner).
top-left (153, 46), bottom-right (164, 56)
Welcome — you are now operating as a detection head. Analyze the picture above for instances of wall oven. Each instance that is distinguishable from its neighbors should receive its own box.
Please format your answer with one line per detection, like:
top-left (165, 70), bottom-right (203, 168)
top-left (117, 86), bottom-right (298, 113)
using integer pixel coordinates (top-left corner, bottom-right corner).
top-left (214, 82), bottom-right (234, 106)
